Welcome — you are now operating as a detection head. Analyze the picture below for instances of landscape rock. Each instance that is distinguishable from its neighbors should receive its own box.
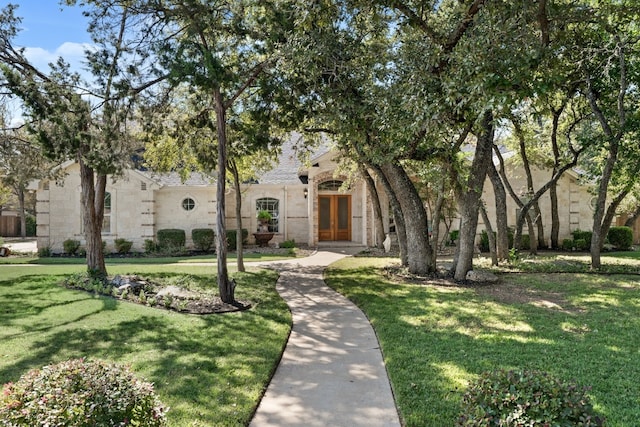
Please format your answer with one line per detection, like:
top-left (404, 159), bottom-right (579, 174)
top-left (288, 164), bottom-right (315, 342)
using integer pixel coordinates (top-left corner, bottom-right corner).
top-left (465, 270), bottom-right (499, 283)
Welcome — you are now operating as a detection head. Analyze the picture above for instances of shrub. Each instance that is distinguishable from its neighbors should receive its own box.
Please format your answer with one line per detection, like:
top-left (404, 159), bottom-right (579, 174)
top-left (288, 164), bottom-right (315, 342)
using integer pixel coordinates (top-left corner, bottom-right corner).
top-left (479, 229), bottom-right (515, 253)
top-left (25, 215), bottom-right (36, 237)
top-left (607, 226), bottom-right (633, 250)
top-left (115, 238), bottom-right (133, 254)
top-left (0, 358), bottom-right (168, 426)
top-left (571, 229), bottom-right (592, 248)
top-left (157, 229), bottom-right (186, 251)
top-left (63, 239), bottom-right (81, 255)
top-left (562, 238), bottom-right (574, 251)
top-left (574, 238), bottom-right (588, 251)
top-left (144, 239), bottom-right (158, 253)
top-left (38, 245), bottom-right (52, 257)
top-left (457, 369), bottom-right (603, 426)
top-left (192, 228), bottom-right (215, 252)
top-left (449, 230), bottom-right (459, 245)
top-left (280, 239), bottom-right (296, 249)
top-left (226, 228), bottom-right (248, 250)
top-left (520, 234), bottom-right (530, 250)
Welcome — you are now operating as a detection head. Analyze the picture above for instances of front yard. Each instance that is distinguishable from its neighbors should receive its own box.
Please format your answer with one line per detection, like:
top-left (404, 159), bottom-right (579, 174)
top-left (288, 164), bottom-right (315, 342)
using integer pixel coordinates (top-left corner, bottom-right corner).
top-left (0, 264), bottom-right (290, 426)
top-left (325, 252), bottom-right (640, 426)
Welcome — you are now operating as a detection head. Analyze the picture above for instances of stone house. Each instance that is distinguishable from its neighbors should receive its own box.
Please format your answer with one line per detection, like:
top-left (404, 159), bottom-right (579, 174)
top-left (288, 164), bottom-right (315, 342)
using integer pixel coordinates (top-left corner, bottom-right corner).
top-left (32, 137), bottom-right (600, 254)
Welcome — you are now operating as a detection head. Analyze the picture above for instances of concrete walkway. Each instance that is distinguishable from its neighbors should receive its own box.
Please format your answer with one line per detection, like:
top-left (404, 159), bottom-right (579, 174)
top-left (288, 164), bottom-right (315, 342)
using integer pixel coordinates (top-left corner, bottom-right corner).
top-left (250, 247), bottom-right (401, 427)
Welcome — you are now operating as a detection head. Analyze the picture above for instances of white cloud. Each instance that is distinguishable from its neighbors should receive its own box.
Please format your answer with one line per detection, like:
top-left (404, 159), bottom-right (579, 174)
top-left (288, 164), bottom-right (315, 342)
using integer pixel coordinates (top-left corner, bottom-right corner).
top-left (23, 42), bottom-right (93, 75)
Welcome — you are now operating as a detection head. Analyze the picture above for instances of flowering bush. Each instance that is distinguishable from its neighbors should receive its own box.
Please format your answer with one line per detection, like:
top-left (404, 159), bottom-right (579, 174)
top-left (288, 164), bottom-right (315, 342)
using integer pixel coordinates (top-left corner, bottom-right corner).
top-left (0, 358), bottom-right (167, 426)
top-left (457, 369), bottom-right (603, 426)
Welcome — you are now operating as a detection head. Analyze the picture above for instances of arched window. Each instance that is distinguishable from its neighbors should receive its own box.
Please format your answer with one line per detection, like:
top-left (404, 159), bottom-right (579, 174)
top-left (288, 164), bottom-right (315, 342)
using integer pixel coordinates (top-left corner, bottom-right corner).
top-left (256, 198), bottom-right (279, 232)
top-left (318, 180), bottom-right (345, 191)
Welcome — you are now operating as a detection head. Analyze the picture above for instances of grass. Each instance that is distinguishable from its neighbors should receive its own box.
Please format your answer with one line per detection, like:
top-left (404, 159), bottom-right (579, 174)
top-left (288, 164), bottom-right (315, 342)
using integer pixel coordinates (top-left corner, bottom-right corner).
top-left (0, 251), bottom-right (298, 265)
top-left (325, 256), bottom-right (640, 426)
top-left (0, 263), bottom-right (291, 426)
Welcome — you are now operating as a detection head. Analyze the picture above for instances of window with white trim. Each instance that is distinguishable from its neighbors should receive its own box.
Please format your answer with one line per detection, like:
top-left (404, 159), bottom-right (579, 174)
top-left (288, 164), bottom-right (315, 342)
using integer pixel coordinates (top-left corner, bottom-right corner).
top-left (102, 192), bottom-right (112, 233)
top-left (256, 198), bottom-right (279, 232)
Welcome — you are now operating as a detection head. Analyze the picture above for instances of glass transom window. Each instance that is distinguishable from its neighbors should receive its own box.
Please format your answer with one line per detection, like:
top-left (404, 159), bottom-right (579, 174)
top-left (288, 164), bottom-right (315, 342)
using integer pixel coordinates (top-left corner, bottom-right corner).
top-left (318, 180), bottom-right (344, 191)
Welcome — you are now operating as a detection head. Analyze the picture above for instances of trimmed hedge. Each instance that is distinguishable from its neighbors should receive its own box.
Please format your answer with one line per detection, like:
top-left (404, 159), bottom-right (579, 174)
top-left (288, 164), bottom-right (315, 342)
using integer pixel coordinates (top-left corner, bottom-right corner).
top-left (157, 228), bottom-right (186, 250)
top-left (0, 358), bottom-right (167, 426)
top-left (607, 226), bottom-right (633, 250)
top-left (192, 228), bottom-right (215, 252)
top-left (457, 369), bottom-right (603, 426)
top-left (226, 229), bottom-right (248, 250)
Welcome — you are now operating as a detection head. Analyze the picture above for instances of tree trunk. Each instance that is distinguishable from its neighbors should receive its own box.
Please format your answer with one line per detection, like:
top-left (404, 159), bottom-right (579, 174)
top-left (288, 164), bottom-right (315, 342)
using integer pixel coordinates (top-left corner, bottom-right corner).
top-left (487, 159), bottom-right (509, 261)
top-left (229, 159), bottom-right (245, 272)
top-left (380, 162), bottom-right (433, 274)
top-left (18, 188), bottom-right (26, 238)
top-left (360, 164), bottom-right (385, 249)
top-left (371, 163), bottom-right (408, 265)
top-left (549, 181), bottom-right (560, 249)
top-left (453, 111), bottom-right (494, 280)
top-left (480, 203), bottom-right (498, 266)
top-left (430, 175), bottom-right (446, 268)
top-left (533, 202), bottom-right (546, 249)
top-left (79, 156), bottom-right (106, 278)
top-left (214, 88), bottom-right (234, 303)
top-left (624, 205), bottom-right (640, 227)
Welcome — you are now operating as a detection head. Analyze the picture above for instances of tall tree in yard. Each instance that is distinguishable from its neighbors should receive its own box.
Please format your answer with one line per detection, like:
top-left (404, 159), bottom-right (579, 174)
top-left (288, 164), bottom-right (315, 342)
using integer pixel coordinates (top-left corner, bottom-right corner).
top-left (119, 0), bottom-right (290, 302)
top-left (1, 3), bottom-right (150, 277)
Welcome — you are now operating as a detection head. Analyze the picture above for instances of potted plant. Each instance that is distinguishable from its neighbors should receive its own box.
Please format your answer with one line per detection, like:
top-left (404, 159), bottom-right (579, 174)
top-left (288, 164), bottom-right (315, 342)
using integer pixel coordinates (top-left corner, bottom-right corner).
top-left (254, 210), bottom-right (274, 247)
top-left (257, 210), bottom-right (272, 231)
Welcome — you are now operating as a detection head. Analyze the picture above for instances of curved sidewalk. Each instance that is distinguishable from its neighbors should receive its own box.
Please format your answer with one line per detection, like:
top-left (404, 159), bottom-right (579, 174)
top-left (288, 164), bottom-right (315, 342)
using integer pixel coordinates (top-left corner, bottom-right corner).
top-left (250, 248), bottom-right (401, 427)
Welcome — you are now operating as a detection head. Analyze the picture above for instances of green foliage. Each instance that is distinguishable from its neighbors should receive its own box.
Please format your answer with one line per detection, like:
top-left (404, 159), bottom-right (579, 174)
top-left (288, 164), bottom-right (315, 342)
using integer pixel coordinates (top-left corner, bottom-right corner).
top-left (520, 234), bottom-right (530, 250)
top-left (257, 210), bottom-right (272, 221)
top-left (479, 229), bottom-right (515, 252)
top-left (562, 238), bottom-right (574, 251)
top-left (37, 245), bottom-right (51, 257)
top-left (607, 226), bottom-right (633, 250)
top-left (572, 230), bottom-right (593, 249)
top-left (227, 229), bottom-right (248, 251)
top-left (280, 239), bottom-right (296, 249)
top-left (114, 238), bottom-right (133, 254)
top-left (62, 239), bottom-right (81, 255)
top-left (457, 369), bottom-right (602, 426)
top-left (157, 229), bottom-right (186, 251)
top-left (575, 238), bottom-right (588, 251)
top-left (144, 239), bottom-right (158, 253)
top-left (449, 230), bottom-right (459, 245)
top-left (0, 358), bottom-right (168, 426)
top-left (191, 228), bottom-right (215, 252)
top-left (25, 215), bottom-right (36, 237)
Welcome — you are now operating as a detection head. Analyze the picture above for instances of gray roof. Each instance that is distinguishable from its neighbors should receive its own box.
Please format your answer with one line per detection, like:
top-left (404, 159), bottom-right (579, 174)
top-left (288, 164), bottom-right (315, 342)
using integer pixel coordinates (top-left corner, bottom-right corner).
top-left (139, 133), bottom-right (331, 187)
top-left (140, 171), bottom-right (216, 187)
top-left (257, 133), bottom-right (330, 185)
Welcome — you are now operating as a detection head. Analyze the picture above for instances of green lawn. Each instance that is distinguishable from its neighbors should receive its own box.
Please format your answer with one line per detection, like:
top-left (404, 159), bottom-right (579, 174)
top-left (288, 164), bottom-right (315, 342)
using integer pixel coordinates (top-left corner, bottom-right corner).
top-left (325, 256), bottom-right (640, 426)
top-left (0, 264), bottom-right (291, 426)
top-left (0, 251), bottom-right (299, 265)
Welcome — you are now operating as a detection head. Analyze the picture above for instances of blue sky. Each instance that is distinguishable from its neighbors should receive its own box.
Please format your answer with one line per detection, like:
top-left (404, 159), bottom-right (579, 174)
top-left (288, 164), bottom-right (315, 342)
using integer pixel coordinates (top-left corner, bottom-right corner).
top-left (11, 1), bottom-right (91, 71)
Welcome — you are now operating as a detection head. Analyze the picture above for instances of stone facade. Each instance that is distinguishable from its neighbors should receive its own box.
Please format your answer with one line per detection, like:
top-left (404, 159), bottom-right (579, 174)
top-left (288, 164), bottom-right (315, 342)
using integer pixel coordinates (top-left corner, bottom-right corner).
top-left (34, 143), bottom-right (598, 253)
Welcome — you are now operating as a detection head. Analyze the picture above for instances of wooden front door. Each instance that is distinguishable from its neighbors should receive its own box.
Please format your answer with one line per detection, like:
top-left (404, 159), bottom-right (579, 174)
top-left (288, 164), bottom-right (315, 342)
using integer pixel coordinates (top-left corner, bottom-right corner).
top-left (318, 195), bottom-right (351, 241)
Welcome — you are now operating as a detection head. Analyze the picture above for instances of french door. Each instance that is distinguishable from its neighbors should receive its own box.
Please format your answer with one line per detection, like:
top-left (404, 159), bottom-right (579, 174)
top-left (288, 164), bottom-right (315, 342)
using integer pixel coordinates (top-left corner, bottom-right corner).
top-left (318, 195), bottom-right (351, 241)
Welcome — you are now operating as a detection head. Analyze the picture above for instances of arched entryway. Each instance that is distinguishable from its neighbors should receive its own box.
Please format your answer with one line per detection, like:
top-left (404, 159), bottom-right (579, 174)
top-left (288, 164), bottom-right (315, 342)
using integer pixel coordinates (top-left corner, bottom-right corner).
top-left (317, 179), bottom-right (352, 241)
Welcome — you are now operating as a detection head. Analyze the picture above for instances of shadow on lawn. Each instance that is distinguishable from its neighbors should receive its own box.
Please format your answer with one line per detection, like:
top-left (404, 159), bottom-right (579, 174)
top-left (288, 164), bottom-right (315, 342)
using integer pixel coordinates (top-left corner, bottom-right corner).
top-left (0, 270), bottom-right (288, 426)
top-left (326, 266), bottom-right (640, 426)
